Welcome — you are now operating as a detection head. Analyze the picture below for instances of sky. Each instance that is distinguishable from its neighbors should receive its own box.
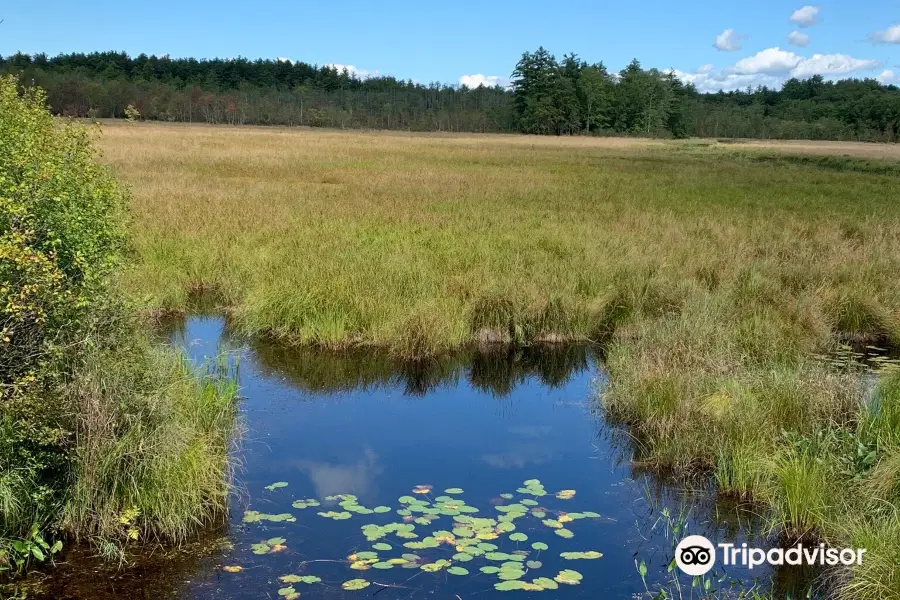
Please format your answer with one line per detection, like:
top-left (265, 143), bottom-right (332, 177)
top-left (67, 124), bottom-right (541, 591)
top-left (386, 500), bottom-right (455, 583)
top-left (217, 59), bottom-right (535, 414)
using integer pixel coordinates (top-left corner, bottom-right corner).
top-left (1, 0), bottom-right (898, 92)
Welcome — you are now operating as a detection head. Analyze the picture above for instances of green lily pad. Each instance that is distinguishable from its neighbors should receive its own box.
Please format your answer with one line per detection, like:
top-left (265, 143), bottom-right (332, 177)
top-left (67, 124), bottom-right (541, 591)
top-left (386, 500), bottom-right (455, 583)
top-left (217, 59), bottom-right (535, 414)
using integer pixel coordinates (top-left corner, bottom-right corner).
top-left (554, 528), bottom-right (574, 539)
top-left (495, 580), bottom-right (530, 591)
top-left (355, 551), bottom-right (378, 560)
top-left (481, 565), bottom-right (501, 574)
top-left (279, 575), bottom-right (303, 584)
top-left (509, 532), bottom-right (528, 542)
top-left (497, 521), bottom-right (515, 533)
top-left (372, 543), bottom-right (392, 551)
top-left (444, 488), bottom-right (464, 494)
top-left (541, 519), bottom-right (562, 529)
top-left (452, 552), bottom-right (473, 562)
top-left (291, 499), bottom-right (320, 509)
top-left (299, 575), bottom-right (322, 584)
top-left (533, 577), bottom-right (559, 590)
top-left (554, 569), bottom-right (583, 585)
top-left (500, 493), bottom-right (514, 499)
top-left (250, 543), bottom-right (270, 555)
top-left (447, 566), bottom-right (469, 575)
top-left (560, 551), bottom-right (603, 560)
top-left (265, 482), bottom-right (288, 491)
top-left (498, 569), bottom-right (525, 580)
top-left (372, 562), bottom-right (393, 569)
top-left (478, 542), bottom-right (499, 551)
top-left (520, 499), bottom-right (538, 506)
top-left (277, 586), bottom-right (297, 598)
top-left (531, 542), bottom-right (548, 551)
top-left (531, 509), bottom-right (547, 518)
top-left (342, 579), bottom-right (371, 590)
top-left (526, 560), bottom-right (543, 569)
top-left (242, 511), bottom-right (295, 523)
top-left (582, 511), bottom-right (601, 518)
top-left (372, 506), bottom-right (391, 513)
top-left (267, 537), bottom-right (286, 545)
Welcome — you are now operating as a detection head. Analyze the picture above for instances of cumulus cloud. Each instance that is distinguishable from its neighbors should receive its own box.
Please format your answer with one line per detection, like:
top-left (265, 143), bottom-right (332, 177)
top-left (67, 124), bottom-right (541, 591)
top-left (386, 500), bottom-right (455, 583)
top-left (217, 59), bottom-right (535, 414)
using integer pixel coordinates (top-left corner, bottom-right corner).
top-left (878, 69), bottom-right (898, 84)
top-left (869, 24), bottom-right (900, 44)
top-left (791, 53), bottom-right (878, 77)
top-left (670, 47), bottom-right (879, 92)
top-left (714, 29), bottom-right (746, 51)
top-left (696, 64), bottom-right (715, 74)
top-left (732, 47), bottom-right (803, 74)
top-left (788, 31), bottom-right (810, 47)
top-left (326, 63), bottom-right (380, 79)
top-left (458, 74), bottom-right (509, 88)
top-left (790, 5), bottom-right (820, 27)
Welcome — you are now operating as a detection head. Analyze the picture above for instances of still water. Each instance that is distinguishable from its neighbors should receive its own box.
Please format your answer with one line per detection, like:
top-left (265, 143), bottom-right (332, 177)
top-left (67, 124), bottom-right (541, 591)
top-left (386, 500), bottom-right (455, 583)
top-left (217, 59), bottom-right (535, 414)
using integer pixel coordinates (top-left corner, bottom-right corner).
top-left (36, 317), bottom-right (809, 599)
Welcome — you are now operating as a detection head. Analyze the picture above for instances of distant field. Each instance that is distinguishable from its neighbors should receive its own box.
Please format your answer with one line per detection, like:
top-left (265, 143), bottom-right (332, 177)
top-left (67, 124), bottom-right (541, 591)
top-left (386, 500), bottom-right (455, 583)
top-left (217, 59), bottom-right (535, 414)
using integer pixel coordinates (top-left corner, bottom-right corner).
top-left (98, 121), bottom-right (900, 354)
top-left (99, 122), bottom-right (900, 598)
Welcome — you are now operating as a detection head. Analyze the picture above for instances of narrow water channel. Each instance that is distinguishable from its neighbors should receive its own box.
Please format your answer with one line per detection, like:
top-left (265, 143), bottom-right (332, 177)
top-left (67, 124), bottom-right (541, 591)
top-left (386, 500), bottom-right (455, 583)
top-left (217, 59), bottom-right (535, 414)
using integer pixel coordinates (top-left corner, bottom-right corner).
top-left (34, 316), bottom-right (816, 599)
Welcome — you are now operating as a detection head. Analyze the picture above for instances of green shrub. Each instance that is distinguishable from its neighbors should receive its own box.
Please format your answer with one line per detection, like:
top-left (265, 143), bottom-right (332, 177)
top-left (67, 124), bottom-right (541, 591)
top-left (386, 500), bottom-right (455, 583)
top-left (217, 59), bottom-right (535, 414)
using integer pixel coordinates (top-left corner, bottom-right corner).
top-left (0, 76), bottom-right (236, 568)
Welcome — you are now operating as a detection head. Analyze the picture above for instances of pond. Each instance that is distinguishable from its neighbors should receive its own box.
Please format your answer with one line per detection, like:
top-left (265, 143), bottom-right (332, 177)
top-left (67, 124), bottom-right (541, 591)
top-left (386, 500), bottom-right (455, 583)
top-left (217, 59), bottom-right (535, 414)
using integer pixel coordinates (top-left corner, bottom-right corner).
top-left (32, 316), bottom-right (817, 599)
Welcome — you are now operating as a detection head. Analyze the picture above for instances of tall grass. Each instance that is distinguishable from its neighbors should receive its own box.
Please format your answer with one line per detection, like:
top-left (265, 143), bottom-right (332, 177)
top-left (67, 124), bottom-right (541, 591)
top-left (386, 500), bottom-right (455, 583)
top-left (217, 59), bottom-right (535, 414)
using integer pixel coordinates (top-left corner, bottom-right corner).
top-left (96, 122), bottom-right (900, 596)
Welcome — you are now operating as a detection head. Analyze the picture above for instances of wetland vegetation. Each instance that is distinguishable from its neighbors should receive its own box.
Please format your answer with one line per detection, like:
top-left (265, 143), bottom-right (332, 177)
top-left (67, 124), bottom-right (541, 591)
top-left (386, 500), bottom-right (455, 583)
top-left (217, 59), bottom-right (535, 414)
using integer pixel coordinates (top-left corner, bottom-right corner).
top-left (2, 71), bottom-right (900, 598)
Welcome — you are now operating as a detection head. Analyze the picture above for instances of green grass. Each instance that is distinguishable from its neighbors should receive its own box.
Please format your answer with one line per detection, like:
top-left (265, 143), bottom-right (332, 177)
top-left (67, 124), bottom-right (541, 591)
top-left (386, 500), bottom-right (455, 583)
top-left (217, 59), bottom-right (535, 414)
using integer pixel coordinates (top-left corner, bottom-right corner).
top-left (97, 123), bottom-right (900, 597)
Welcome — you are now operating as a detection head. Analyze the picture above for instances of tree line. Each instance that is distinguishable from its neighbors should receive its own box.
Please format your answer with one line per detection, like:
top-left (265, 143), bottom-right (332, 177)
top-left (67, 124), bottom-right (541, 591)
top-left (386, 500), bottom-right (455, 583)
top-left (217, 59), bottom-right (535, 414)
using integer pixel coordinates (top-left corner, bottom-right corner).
top-left (2, 49), bottom-right (899, 141)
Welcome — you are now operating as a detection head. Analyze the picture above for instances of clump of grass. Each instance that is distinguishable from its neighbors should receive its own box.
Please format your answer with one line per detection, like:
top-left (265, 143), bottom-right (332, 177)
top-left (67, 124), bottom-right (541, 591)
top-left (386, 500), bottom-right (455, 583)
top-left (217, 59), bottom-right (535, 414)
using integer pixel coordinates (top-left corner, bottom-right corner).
top-left (62, 334), bottom-right (237, 545)
top-left (837, 509), bottom-right (900, 600)
top-left (827, 291), bottom-right (898, 346)
top-left (766, 451), bottom-right (833, 541)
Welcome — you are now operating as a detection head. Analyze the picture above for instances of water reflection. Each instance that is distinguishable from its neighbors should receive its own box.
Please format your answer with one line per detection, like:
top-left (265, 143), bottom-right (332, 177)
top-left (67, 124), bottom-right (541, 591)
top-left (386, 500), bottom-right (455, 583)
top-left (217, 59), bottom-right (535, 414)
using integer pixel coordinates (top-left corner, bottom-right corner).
top-left (26, 315), bottom-right (821, 600)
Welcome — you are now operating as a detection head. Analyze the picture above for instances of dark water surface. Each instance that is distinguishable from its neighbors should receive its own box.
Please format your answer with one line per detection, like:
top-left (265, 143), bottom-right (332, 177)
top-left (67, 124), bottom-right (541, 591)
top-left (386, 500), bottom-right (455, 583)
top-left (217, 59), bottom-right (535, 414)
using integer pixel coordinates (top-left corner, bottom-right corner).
top-left (31, 317), bottom-right (812, 600)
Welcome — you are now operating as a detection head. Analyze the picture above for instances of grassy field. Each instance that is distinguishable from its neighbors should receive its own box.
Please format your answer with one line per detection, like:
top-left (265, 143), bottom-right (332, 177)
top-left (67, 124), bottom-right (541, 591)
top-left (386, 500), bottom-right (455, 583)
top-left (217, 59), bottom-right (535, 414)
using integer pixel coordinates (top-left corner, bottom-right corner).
top-left (99, 122), bottom-right (900, 598)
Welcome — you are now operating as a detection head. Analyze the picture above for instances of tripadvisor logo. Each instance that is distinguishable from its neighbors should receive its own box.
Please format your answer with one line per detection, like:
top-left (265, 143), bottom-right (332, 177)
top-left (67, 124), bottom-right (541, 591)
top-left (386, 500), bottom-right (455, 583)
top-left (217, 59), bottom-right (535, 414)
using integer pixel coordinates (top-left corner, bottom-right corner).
top-left (675, 536), bottom-right (867, 576)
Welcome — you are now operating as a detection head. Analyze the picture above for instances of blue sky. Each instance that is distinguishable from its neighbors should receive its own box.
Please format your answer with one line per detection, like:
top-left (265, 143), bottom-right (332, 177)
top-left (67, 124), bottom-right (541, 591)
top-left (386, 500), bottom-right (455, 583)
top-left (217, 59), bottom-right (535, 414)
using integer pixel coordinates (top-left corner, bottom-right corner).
top-left (1, 0), bottom-right (898, 91)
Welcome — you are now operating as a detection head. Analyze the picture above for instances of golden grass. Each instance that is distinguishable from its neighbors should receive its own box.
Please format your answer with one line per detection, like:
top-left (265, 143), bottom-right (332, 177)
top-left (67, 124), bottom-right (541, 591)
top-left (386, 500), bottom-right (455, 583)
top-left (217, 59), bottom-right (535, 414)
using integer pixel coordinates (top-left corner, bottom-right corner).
top-left (98, 121), bottom-right (900, 356)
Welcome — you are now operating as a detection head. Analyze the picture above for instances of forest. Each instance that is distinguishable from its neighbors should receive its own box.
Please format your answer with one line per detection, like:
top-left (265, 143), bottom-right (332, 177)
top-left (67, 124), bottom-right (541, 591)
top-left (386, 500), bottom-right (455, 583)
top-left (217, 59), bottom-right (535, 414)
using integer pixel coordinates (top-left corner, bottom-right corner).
top-left (1, 48), bottom-right (899, 141)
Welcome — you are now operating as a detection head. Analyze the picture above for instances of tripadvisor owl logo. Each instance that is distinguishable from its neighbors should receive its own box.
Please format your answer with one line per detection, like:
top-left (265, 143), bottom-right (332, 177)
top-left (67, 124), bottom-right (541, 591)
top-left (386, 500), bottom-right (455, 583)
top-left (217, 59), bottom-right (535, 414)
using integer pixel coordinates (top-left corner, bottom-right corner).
top-left (675, 535), bottom-right (716, 576)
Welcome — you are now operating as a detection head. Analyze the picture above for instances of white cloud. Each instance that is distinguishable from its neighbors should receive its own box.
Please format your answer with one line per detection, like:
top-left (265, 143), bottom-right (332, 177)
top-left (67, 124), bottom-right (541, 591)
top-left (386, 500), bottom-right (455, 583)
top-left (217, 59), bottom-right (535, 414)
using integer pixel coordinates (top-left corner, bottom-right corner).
top-left (878, 69), bottom-right (898, 84)
top-left (791, 53), bottom-right (879, 77)
top-left (732, 47), bottom-right (802, 74)
top-left (326, 63), bottom-right (380, 79)
top-left (458, 74), bottom-right (508, 88)
top-left (277, 57), bottom-right (292, 63)
top-left (714, 29), bottom-right (746, 51)
top-left (695, 64), bottom-right (715, 74)
top-left (869, 24), bottom-right (900, 44)
top-left (670, 47), bottom-right (879, 92)
top-left (788, 31), bottom-right (810, 47)
top-left (790, 5), bottom-right (820, 27)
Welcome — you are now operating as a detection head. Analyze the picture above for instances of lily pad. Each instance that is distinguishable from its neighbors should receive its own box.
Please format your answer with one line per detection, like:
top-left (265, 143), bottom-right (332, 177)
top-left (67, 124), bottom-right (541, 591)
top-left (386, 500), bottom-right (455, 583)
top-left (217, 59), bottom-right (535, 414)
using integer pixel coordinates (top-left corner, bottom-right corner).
top-left (242, 511), bottom-right (295, 523)
top-left (452, 552), bottom-right (473, 562)
top-left (495, 580), bottom-right (530, 591)
top-left (582, 511), bottom-right (601, 518)
top-left (373, 506), bottom-right (391, 513)
top-left (267, 537), bottom-right (286, 545)
top-left (355, 551), bottom-right (378, 560)
top-left (509, 532), bottom-right (528, 542)
top-left (554, 569), bottom-right (583, 585)
top-left (481, 566), bottom-right (501, 574)
top-left (444, 488), bottom-right (464, 494)
top-left (554, 528), bottom-right (574, 539)
top-left (531, 542), bottom-right (548, 551)
top-left (265, 482), bottom-right (288, 491)
top-left (555, 489), bottom-right (576, 500)
top-left (526, 560), bottom-right (543, 569)
top-left (342, 579), bottom-right (371, 590)
top-left (372, 562), bottom-right (394, 569)
top-left (277, 586), bottom-right (297, 598)
top-left (500, 493), bottom-right (514, 499)
top-left (533, 577), bottom-right (559, 590)
top-left (372, 543), bottom-right (392, 551)
top-left (222, 565), bottom-right (243, 573)
top-left (447, 566), bottom-right (469, 575)
top-left (560, 551), bottom-right (603, 560)
top-left (541, 519), bottom-right (562, 529)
